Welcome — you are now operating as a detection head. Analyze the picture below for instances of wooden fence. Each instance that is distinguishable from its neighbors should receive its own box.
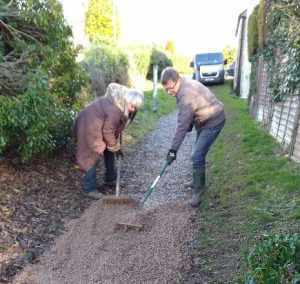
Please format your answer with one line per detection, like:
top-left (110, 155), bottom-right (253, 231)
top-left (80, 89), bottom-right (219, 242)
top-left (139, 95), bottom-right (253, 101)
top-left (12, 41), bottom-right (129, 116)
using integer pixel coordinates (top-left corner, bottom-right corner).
top-left (250, 56), bottom-right (300, 162)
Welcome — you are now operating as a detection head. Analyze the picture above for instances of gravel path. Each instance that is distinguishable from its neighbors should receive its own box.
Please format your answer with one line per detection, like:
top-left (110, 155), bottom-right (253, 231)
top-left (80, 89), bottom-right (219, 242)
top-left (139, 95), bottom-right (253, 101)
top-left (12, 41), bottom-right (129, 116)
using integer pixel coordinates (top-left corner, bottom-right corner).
top-left (14, 112), bottom-right (198, 284)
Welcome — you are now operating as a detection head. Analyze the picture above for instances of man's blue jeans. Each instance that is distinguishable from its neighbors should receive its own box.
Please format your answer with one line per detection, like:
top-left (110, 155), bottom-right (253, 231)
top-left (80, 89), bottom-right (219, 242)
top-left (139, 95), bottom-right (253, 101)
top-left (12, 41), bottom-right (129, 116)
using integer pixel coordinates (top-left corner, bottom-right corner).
top-left (83, 149), bottom-right (117, 193)
top-left (191, 119), bottom-right (226, 171)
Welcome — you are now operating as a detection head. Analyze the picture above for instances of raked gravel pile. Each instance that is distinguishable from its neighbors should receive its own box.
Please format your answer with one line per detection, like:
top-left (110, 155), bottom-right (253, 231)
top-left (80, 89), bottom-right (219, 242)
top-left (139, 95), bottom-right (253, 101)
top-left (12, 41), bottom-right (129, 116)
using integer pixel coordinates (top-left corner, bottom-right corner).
top-left (14, 111), bottom-right (199, 284)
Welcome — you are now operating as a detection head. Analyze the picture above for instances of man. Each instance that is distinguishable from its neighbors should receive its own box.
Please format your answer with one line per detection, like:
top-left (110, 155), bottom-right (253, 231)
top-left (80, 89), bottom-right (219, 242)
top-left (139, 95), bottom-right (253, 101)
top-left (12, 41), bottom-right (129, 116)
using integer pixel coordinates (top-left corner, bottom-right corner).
top-left (161, 67), bottom-right (226, 207)
top-left (73, 83), bottom-right (144, 199)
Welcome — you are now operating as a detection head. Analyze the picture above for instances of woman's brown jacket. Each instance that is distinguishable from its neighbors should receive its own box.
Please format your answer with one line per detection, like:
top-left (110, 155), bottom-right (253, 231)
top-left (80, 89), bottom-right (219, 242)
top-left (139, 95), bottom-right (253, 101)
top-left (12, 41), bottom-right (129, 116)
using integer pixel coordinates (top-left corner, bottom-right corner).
top-left (73, 83), bottom-right (135, 171)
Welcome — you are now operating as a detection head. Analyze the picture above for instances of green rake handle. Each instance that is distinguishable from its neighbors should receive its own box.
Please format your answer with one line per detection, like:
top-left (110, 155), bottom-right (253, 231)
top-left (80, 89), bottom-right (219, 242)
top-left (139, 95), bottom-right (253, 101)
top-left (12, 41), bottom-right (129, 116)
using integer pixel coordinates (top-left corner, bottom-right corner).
top-left (140, 160), bottom-right (169, 206)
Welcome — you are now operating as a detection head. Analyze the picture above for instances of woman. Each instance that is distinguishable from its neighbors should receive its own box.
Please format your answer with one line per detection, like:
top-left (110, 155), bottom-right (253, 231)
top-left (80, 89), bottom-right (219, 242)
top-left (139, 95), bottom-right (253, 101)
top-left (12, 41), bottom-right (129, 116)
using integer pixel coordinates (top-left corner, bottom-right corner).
top-left (73, 83), bottom-right (144, 199)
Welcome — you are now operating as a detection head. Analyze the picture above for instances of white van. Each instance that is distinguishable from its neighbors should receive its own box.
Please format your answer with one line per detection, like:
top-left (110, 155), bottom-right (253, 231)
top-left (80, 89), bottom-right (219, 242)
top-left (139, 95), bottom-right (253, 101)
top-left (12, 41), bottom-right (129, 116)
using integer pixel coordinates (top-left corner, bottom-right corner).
top-left (190, 52), bottom-right (227, 84)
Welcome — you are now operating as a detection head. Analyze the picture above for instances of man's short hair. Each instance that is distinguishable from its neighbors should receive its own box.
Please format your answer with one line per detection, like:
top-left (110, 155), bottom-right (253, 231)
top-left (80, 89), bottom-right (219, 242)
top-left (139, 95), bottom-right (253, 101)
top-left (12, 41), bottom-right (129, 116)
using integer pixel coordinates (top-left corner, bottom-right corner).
top-left (161, 67), bottom-right (179, 85)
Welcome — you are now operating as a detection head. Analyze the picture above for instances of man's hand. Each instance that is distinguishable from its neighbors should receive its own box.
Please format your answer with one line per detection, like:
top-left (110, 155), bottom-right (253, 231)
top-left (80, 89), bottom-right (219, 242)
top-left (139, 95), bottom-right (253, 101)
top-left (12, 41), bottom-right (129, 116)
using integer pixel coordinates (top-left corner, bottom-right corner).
top-left (166, 149), bottom-right (177, 165)
top-left (116, 150), bottom-right (123, 159)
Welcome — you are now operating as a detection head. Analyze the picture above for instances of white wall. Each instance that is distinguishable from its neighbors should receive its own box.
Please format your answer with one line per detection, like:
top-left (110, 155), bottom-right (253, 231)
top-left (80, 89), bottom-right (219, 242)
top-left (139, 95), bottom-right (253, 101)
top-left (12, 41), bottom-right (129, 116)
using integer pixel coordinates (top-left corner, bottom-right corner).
top-left (235, 0), bottom-right (260, 99)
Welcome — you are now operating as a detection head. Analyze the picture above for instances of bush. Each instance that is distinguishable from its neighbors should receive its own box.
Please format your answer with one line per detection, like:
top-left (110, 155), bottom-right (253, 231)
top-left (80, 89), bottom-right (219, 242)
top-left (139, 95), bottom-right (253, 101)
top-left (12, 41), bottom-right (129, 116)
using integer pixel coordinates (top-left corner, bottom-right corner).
top-left (169, 54), bottom-right (191, 75)
top-left (0, 0), bottom-right (88, 161)
top-left (146, 47), bottom-right (173, 80)
top-left (82, 43), bottom-right (130, 98)
top-left (125, 44), bottom-right (151, 80)
top-left (244, 233), bottom-right (300, 283)
top-left (223, 45), bottom-right (236, 66)
top-left (0, 71), bottom-right (54, 160)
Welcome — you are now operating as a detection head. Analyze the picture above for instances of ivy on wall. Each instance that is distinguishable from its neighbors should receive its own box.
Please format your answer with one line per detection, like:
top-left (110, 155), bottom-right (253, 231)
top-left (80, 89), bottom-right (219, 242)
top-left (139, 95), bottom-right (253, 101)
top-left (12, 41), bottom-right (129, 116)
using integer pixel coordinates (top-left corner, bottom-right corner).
top-left (247, 0), bottom-right (300, 102)
top-left (257, 0), bottom-right (267, 49)
top-left (247, 5), bottom-right (259, 59)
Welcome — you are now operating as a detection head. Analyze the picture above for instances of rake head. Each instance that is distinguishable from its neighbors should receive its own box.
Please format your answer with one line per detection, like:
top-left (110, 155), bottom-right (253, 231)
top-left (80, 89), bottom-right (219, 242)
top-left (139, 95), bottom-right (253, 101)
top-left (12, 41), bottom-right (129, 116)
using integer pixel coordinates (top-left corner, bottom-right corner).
top-left (115, 222), bottom-right (143, 232)
top-left (101, 195), bottom-right (138, 206)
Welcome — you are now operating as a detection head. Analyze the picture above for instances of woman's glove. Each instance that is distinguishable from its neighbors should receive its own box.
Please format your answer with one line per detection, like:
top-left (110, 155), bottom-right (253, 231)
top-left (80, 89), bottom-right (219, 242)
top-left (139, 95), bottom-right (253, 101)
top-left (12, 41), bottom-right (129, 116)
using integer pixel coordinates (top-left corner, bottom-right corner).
top-left (166, 149), bottom-right (177, 165)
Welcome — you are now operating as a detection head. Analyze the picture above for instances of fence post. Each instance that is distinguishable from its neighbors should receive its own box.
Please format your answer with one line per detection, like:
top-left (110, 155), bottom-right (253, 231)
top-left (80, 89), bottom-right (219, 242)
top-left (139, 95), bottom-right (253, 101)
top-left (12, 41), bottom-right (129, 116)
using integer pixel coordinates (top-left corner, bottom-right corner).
top-left (152, 65), bottom-right (158, 112)
top-left (289, 96), bottom-right (300, 158)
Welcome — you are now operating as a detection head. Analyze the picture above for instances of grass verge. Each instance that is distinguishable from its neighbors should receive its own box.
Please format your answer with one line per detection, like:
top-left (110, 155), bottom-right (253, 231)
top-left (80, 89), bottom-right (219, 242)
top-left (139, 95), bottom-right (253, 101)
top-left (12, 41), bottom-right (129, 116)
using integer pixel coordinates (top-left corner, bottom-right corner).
top-left (193, 80), bottom-right (300, 283)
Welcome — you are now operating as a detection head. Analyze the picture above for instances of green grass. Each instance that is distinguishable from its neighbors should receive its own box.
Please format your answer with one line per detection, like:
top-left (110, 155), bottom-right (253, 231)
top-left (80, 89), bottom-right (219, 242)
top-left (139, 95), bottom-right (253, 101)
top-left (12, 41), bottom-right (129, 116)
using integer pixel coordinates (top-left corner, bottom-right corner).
top-left (124, 79), bottom-right (299, 282)
top-left (192, 80), bottom-right (300, 283)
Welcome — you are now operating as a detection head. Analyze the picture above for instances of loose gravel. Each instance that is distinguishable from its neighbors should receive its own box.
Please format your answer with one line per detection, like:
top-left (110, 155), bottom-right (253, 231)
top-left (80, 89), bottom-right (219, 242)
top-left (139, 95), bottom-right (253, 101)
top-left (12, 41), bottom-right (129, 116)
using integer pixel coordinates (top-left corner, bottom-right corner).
top-left (14, 111), bottom-right (198, 284)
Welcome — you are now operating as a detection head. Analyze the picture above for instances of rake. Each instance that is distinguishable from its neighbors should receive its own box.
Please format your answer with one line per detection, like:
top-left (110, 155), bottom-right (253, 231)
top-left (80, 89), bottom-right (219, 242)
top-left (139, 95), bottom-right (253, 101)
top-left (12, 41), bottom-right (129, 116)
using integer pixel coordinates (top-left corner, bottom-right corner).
top-left (115, 159), bottom-right (169, 231)
top-left (102, 134), bottom-right (138, 206)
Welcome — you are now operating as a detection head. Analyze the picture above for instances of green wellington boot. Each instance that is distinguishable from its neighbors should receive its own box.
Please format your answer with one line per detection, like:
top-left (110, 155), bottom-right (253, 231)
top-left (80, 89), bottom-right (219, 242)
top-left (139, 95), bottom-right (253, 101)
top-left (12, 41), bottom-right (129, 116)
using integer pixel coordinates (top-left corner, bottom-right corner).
top-left (188, 169), bottom-right (206, 207)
